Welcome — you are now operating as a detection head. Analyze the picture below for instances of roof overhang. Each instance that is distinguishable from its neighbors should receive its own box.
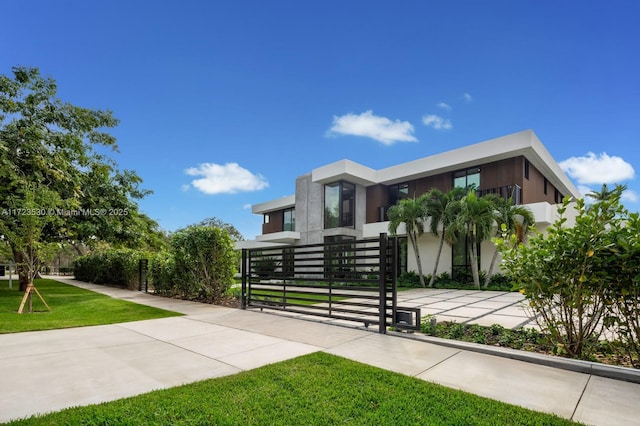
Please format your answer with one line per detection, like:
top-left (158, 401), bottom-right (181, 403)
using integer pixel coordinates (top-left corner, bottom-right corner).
top-left (312, 159), bottom-right (377, 186)
top-left (252, 195), bottom-right (296, 214)
top-left (308, 130), bottom-right (579, 199)
top-left (235, 240), bottom-right (291, 250)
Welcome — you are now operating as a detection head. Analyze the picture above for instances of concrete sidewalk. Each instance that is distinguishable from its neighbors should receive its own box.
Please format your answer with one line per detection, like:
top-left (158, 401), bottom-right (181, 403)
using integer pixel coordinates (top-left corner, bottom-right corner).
top-left (1, 278), bottom-right (639, 425)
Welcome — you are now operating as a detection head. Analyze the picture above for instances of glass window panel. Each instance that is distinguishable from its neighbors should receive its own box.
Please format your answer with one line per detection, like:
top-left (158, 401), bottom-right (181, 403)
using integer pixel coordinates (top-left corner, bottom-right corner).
top-left (467, 172), bottom-right (480, 189)
top-left (399, 184), bottom-right (409, 198)
top-left (453, 167), bottom-right (481, 190)
top-left (454, 176), bottom-right (466, 188)
top-left (283, 208), bottom-right (295, 231)
top-left (325, 181), bottom-right (355, 229)
top-left (324, 183), bottom-right (340, 229)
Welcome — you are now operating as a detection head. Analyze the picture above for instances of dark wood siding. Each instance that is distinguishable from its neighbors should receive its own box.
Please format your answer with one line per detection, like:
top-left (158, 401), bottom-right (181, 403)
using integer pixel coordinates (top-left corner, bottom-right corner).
top-left (479, 157), bottom-right (523, 192)
top-left (412, 175), bottom-right (452, 196)
top-left (521, 160), bottom-right (558, 204)
top-left (366, 184), bottom-right (388, 223)
top-left (262, 209), bottom-right (284, 234)
top-left (364, 155), bottom-right (565, 223)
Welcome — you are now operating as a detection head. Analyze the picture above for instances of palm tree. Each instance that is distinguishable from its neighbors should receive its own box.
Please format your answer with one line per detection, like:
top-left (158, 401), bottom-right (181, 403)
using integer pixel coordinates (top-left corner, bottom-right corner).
top-left (446, 191), bottom-right (495, 289)
top-left (424, 187), bottom-right (466, 287)
top-left (483, 196), bottom-right (534, 287)
top-left (388, 195), bottom-right (429, 287)
top-left (586, 183), bottom-right (618, 202)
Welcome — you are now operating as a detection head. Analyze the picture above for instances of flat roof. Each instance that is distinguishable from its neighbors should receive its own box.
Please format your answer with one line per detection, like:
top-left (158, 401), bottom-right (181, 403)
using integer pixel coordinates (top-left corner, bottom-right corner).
top-left (312, 129), bottom-right (580, 198)
top-left (252, 195), bottom-right (295, 214)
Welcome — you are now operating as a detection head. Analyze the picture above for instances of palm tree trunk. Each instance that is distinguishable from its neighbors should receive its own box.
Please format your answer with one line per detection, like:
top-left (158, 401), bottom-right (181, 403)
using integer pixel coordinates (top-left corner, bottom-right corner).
top-left (429, 234), bottom-right (445, 287)
top-left (469, 240), bottom-right (480, 289)
top-left (410, 234), bottom-right (426, 288)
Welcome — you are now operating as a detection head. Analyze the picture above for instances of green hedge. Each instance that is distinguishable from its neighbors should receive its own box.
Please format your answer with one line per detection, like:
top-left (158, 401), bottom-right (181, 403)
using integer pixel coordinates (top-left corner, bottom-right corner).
top-left (74, 248), bottom-right (149, 290)
top-left (148, 251), bottom-right (177, 297)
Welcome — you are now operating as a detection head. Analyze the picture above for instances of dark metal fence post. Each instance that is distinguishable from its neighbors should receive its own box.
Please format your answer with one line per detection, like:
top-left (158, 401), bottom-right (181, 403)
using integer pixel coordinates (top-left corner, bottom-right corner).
top-left (138, 259), bottom-right (148, 292)
top-left (241, 249), bottom-right (247, 309)
top-left (378, 233), bottom-right (387, 334)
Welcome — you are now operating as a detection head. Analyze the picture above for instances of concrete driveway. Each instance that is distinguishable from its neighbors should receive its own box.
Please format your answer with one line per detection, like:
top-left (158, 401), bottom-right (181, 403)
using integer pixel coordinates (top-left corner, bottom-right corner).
top-left (396, 287), bottom-right (534, 329)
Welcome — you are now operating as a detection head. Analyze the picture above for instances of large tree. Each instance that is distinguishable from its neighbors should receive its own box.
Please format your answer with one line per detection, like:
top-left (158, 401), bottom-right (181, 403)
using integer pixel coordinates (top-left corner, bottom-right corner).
top-left (388, 195), bottom-right (429, 287)
top-left (0, 66), bottom-right (149, 292)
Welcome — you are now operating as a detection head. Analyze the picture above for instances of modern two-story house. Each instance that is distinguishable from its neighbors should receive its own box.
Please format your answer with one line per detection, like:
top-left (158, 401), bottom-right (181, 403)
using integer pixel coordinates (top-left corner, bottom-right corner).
top-left (238, 129), bottom-right (581, 279)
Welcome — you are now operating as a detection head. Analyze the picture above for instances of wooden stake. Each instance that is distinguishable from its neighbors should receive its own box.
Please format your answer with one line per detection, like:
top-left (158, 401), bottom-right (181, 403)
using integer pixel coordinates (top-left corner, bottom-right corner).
top-left (18, 284), bottom-right (51, 314)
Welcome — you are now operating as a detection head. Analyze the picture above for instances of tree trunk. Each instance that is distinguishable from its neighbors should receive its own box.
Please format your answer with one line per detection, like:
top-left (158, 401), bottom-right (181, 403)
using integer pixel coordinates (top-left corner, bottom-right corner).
top-left (12, 249), bottom-right (31, 292)
top-left (410, 234), bottom-right (426, 288)
top-left (429, 234), bottom-right (445, 287)
top-left (72, 243), bottom-right (87, 256)
top-left (469, 240), bottom-right (480, 289)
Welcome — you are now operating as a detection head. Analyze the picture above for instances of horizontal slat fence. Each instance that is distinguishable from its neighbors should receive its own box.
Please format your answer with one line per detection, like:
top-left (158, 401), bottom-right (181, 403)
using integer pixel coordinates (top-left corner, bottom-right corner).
top-left (241, 233), bottom-right (419, 333)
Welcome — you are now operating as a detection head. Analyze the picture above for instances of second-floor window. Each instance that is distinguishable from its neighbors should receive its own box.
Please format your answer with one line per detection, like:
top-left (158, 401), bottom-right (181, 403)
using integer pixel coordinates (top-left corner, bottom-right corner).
top-left (389, 183), bottom-right (409, 206)
top-left (454, 167), bottom-right (480, 190)
top-left (324, 181), bottom-right (355, 228)
top-left (283, 208), bottom-right (295, 231)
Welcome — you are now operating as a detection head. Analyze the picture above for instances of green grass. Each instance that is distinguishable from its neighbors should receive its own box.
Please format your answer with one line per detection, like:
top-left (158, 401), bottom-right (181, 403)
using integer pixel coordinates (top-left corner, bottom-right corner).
top-left (5, 352), bottom-right (580, 426)
top-left (249, 289), bottom-right (348, 305)
top-left (0, 279), bottom-right (182, 334)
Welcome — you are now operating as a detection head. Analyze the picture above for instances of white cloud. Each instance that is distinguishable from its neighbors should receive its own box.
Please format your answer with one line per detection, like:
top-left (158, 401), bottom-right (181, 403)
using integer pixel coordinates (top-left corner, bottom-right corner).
top-left (437, 102), bottom-right (452, 111)
top-left (185, 162), bottom-right (269, 195)
top-left (463, 92), bottom-right (473, 102)
top-left (328, 110), bottom-right (417, 145)
top-left (622, 189), bottom-right (639, 203)
top-left (422, 114), bottom-right (453, 130)
top-left (559, 152), bottom-right (635, 184)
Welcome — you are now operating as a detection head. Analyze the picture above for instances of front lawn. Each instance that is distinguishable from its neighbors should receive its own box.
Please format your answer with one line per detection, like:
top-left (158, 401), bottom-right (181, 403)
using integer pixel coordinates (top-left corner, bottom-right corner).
top-left (0, 279), bottom-right (182, 334)
top-left (6, 352), bottom-right (579, 425)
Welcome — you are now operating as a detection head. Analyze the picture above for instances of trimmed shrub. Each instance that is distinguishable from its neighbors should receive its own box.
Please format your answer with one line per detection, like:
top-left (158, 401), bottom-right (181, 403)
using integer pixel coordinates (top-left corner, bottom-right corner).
top-left (149, 250), bottom-right (177, 296)
top-left (73, 248), bottom-right (148, 290)
top-left (170, 225), bottom-right (236, 303)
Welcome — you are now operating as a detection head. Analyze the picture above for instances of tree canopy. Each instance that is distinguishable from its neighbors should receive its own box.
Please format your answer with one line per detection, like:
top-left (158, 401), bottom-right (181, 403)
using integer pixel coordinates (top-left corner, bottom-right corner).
top-left (0, 66), bottom-right (155, 291)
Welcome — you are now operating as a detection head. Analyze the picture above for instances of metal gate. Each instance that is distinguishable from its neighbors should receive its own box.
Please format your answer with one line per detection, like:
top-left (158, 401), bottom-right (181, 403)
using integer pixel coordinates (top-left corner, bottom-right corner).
top-left (241, 233), bottom-right (420, 333)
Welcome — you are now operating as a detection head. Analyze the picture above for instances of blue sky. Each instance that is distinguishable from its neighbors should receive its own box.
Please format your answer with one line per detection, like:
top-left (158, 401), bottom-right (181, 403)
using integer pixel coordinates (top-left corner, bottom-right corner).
top-left (2, 1), bottom-right (639, 239)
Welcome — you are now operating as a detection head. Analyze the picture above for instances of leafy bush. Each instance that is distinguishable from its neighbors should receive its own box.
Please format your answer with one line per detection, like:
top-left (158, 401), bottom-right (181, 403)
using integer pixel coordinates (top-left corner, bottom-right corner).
top-left (484, 273), bottom-right (515, 291)
top-left (73, 248), bottom-right (148, 290)
top-left (397, 271), bottom-right (424, 288)
top-left (252, 256), bottom-right (280, 278)
top-left (496, 185), bottom-right (639, 360)
top-left (421, 320), bottom-right (551, 352)
top-left (170, 225), bottom-right (236, 302)
top-left (149, 251), bottom-right (177, 296)
top-left (398, 270), bottom-right (516, 291)
top-left (601, 210), bottom-right (640, 367)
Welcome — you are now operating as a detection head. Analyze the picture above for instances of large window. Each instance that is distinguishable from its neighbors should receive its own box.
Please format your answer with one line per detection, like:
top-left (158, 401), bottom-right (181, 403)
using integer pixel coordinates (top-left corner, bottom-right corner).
top-left (324, 181), bottom-right (355, 228)
top-left (283, 208), bottom-right (295, 231)
top-left (451, 237), bottom-right (480, 282)
top-left (454, 167), bottom-right (480, 190)
top-left (388, 183), bottom-right (409, 206)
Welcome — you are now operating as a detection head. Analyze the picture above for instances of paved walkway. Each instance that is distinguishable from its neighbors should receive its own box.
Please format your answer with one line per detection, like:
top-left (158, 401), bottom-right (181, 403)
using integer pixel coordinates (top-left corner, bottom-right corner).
top-left (1, 277), bottom-right (639, 425)
top-left (397, 287), bottom-right (533, 328)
